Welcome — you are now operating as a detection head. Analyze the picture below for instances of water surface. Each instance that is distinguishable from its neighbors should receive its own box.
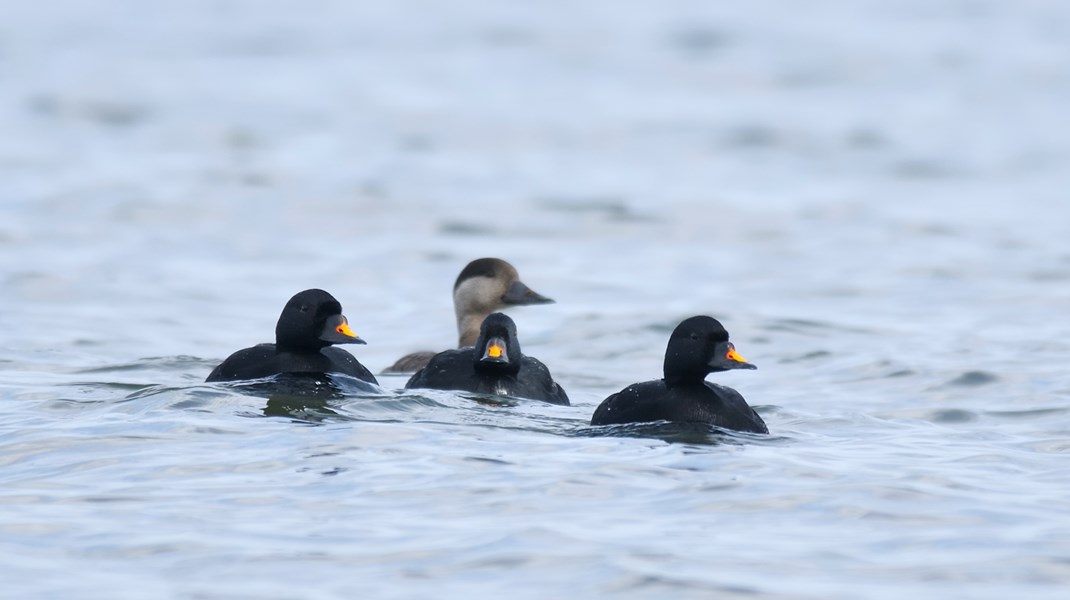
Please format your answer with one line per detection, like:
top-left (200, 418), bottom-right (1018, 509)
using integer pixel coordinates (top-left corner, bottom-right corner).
top-left (2, 1), bottom-right (1070, 598)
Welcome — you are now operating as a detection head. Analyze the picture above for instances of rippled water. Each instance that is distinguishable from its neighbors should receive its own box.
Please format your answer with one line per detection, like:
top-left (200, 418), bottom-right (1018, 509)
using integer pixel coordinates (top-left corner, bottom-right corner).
top-left (3, 1), bottom-right (1070, 598)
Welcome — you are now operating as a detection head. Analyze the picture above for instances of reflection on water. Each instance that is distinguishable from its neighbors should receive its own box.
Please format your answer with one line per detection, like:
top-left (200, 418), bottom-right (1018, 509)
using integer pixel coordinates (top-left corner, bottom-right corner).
top-left (263, 394), bottom-right (341, 422)
top-left (578, 421), bottom-right (768, 447)
top-left (223, 373), bottom-right (383, 421)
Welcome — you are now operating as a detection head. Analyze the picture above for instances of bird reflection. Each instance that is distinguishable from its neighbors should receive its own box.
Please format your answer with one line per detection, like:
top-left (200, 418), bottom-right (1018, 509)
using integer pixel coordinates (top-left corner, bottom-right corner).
top-left (263, 393), bottom-right (342, 421)
top-left (218, 373), bottom-right (379, 422)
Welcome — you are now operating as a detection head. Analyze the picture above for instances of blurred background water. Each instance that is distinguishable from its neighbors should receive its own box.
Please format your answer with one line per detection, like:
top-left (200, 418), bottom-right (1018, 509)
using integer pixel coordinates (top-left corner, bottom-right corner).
top-left (2, 0), bottom-right (1070, 598)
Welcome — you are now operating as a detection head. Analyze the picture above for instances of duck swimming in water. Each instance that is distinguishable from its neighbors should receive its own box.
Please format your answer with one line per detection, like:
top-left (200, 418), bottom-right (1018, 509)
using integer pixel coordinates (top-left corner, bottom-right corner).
top-left (590, 315), bottom-right (765, 433)
top-left (404, 312), bottom-right (569, 405)
top-left (384, 258), bottom-right (554, 373)
top-left (206, 288), bottom-right (378, 385)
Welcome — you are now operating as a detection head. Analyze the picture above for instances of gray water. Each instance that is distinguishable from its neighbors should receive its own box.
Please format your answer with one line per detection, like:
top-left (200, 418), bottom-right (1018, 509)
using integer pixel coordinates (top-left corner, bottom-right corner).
top-left (3, 1), bottom-right (1070, 598)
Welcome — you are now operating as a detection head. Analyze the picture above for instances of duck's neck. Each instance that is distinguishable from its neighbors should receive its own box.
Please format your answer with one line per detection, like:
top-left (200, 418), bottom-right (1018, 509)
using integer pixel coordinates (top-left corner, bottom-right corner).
top-left (457, 312), bottom-right (489, 347)
top-left (664, 371), bottom-right (707, 389)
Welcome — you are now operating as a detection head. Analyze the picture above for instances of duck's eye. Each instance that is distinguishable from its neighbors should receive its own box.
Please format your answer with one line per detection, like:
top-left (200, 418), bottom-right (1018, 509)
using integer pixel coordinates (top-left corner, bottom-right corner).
top-left (689, 333), bottom-right (699, 341)
top-left (300, 305), bottom-right (310, 312)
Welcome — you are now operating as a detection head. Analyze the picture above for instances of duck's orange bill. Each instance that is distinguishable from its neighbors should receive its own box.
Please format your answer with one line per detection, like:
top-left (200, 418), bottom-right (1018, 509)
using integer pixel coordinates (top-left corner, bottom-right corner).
top-left (726, 347), bottom-right (749, 364)
top-left (487, 342), bottom-right (504, 359)
top-left (335, 320), bottom-right (360, 339)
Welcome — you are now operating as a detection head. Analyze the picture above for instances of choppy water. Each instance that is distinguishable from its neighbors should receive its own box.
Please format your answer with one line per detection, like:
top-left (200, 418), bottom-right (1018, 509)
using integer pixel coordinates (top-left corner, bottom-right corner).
top-left (3, 1), bottom-right (1070, 598)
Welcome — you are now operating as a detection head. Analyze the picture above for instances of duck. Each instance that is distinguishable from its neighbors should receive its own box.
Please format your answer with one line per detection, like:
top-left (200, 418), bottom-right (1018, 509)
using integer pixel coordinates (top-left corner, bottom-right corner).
top-left (384, 258), bottom-right (554, 373)
top-left (590, 315), bottom-right (766, 433)
top-left (404, 312), bottom-right (569, 405)
top-left (206, 288), bottom-right (378, 385)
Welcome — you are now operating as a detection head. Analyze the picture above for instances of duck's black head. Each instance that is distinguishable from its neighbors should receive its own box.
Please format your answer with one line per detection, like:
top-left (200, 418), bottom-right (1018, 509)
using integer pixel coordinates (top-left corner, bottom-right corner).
top-left (662, 315), bottom-right (755, 387)
top-left (473, 312), bottom-right (523, 375)
top-left (275, 288), bottom-right (366, 352)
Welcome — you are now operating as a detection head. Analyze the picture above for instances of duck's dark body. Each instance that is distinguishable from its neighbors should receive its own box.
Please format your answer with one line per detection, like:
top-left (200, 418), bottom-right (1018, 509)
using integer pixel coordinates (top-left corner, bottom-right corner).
top-left (591, 380), bottom-right (766, 433)
top-left (590, 315), bottom-right (765, 433)
top-left (406, 347), bottom-right (569, 405)
top-left (206, 344), bottom-right (376, 383)
top-left (205, 288), bottom-right (377, 385)
top-left (404, 312), bottom-right (568, 405)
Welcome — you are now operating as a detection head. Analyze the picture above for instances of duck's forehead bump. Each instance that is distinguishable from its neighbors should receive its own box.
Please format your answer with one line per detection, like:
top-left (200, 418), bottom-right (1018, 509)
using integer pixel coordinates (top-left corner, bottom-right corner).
top-left (316, 300), bottom-right (342, 318)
